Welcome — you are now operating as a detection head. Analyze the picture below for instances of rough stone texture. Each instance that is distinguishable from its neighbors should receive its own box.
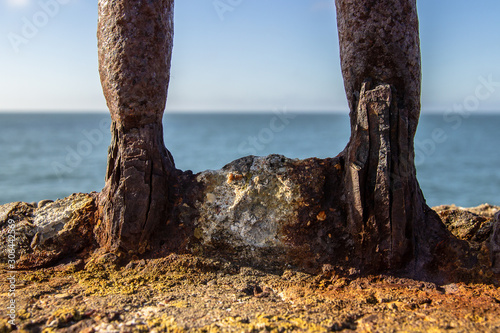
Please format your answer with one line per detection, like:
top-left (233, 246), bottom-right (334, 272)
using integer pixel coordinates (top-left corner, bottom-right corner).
top-left (31, 193), bottom-right (97, 253)
top-left (183, 155), bottom-right (348, 269)
top-left (434, 204), bottom-right (500, 219)
top-left (159, 154), bottom-right (491, 279)
top-left (432, 205), bottom-right (499, 277)
top-left (194, 155), bottom-right (300, 250)
top-left (490, 211), bottom-right (500, 273)
top-left (0, 181), bottom-right (498, 279)
top-left (436, 209), bottom-right (492, 243)
top-left (0, 193), bottom-right (97, 268)
top-left (0, 201), bottom-right (36, 259)
top-left (97, 0), bottom-right (176, 253)
top-left (3, 254), bottom-right (500, 332)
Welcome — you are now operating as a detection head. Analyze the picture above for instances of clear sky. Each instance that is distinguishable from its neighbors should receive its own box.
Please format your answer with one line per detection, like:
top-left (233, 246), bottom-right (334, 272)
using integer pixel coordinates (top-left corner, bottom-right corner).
top-left (0, 0), bottom-right (499, 113)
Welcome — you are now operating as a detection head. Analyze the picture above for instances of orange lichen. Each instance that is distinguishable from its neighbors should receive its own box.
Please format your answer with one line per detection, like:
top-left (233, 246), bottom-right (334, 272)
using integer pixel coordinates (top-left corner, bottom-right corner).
top-left (227, 173), bottom-right (244, 183)
top-left (317, 211), bottom-right (327, 221)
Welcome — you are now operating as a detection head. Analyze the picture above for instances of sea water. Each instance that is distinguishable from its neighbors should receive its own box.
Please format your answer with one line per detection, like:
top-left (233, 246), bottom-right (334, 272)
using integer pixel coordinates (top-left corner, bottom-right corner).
top-left (0, 112), bottom-right (498, 207)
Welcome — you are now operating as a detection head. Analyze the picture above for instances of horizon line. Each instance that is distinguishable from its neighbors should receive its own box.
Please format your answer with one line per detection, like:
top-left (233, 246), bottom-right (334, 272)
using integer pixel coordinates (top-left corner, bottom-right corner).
top-left (0, 109), bottom-right (499, 115)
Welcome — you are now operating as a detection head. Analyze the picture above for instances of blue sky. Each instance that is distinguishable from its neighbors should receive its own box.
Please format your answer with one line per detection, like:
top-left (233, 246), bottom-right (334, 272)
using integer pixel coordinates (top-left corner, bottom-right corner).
top-left (0, 0), bottom-right (499, 113)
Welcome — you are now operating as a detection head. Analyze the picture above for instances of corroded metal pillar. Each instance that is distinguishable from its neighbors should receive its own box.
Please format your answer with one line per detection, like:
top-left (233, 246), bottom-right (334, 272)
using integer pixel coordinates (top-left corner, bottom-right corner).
top-left (97, 0), bottom-right (175, 253)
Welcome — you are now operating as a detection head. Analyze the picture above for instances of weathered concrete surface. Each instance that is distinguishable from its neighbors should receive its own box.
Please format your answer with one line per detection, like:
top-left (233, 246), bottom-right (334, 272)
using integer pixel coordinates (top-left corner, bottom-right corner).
top-left (1, 160), bottom-right (499, 279)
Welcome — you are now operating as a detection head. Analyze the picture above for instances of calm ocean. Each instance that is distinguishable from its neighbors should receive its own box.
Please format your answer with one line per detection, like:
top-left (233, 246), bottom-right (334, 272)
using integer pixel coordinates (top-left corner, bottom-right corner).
top-left (0, 112), bottom-right (498, 208)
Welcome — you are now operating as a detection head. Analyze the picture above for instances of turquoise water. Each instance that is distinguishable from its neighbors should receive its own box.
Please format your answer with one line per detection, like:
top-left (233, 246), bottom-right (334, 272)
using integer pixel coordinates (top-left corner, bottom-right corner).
top-left (0, 112), bottom-right (498, 207)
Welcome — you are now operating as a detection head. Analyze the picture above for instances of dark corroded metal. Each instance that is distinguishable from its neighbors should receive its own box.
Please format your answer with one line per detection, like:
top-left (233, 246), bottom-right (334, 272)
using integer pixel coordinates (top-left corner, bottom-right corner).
top-left (97, 0), bottom-right (175, 253)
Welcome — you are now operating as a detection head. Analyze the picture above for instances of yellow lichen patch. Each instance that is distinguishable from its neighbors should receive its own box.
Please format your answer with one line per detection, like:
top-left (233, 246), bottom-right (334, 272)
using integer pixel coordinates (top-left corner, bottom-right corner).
top-left (167, 300), bottom-right (189, 308)
top-left (17, 308), bottom-right (31, 320)
top-left (41, 328), bottom-right (57, 333)
top-left (194, 227), bottom-right (203, 239)
top-left (75, 267), bottom-right (145, 296)
top-left (68, 255), bottom-right (219, 297)
top-left (465, 313), bottom-right (486, 323)
top-left (8, 253), bottom-right (500, 332)
top-left (49, 307), bottom-right (81, 324)
top-left (0, 319), bottom-right (14, 333)
top-left (206, 314), bottom-right (330, 332)
top-left (23, 270), bottom-right (51, 283)
top-left (147, 316), bottom-right (186, 332)
top-left (426, 327), bottom-right (446, 333)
